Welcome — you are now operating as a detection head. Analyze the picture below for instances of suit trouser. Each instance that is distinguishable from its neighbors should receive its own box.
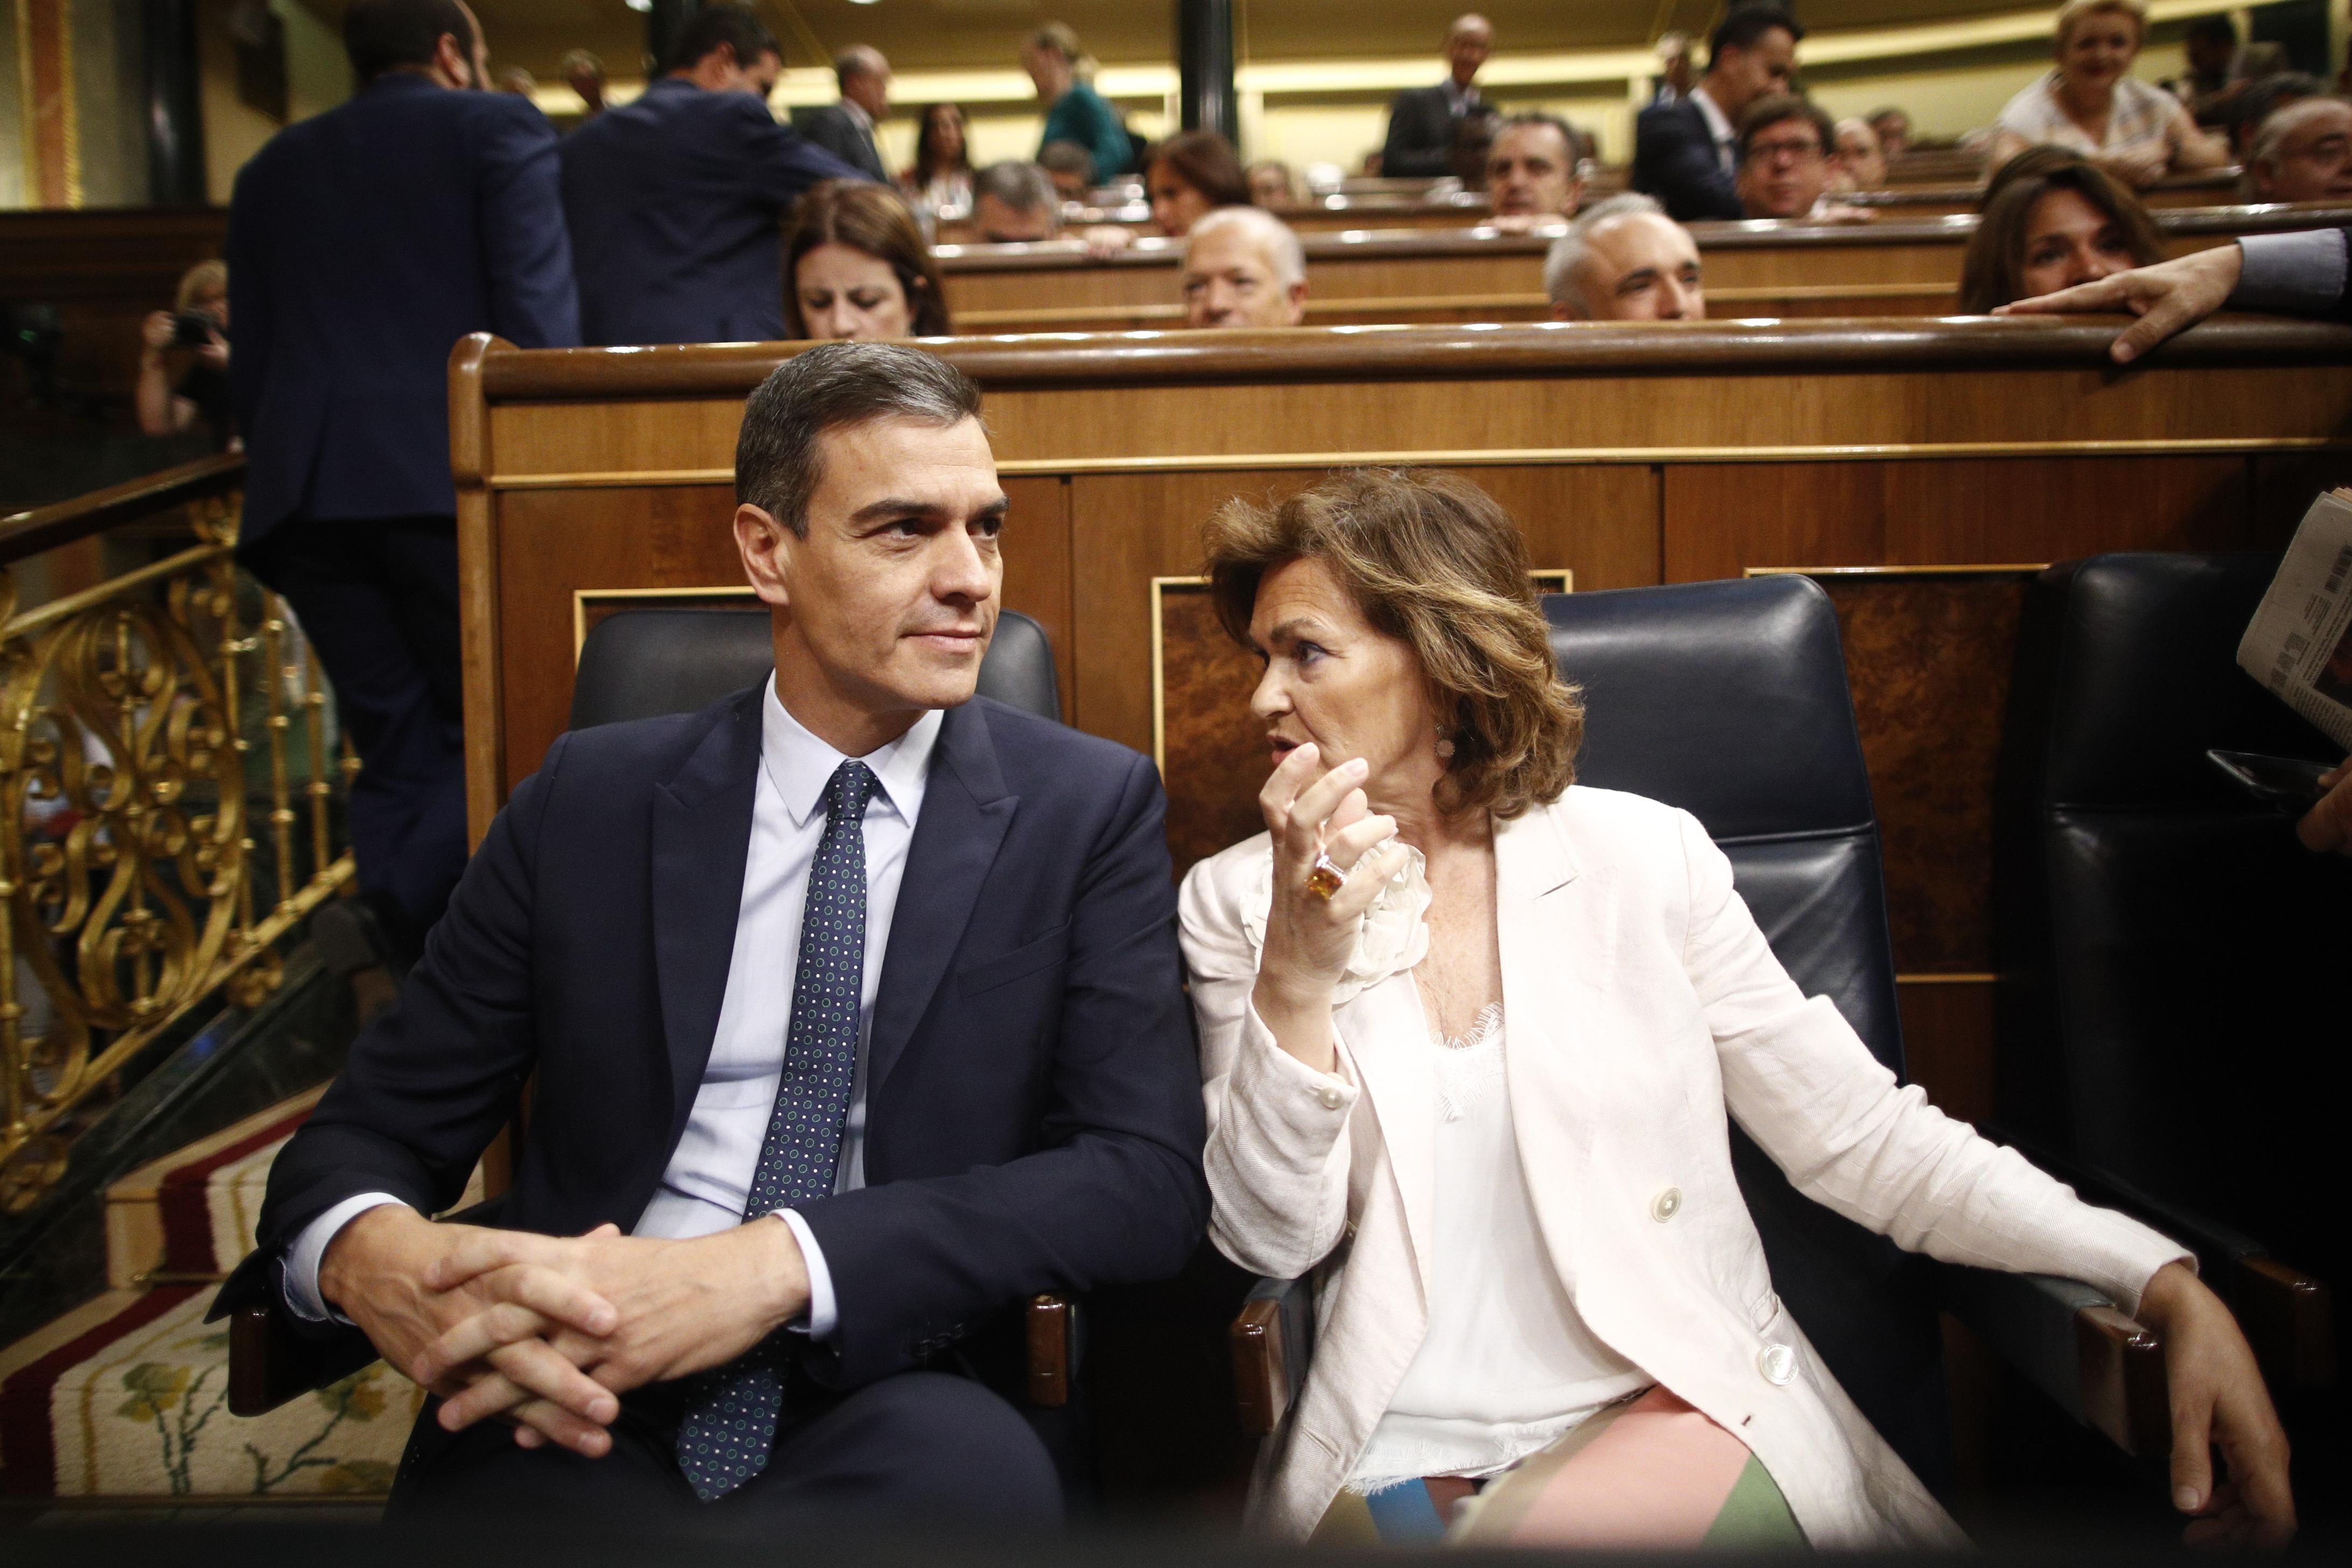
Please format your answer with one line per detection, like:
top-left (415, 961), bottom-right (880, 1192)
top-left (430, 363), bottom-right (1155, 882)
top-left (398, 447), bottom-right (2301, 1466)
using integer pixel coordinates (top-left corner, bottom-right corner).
top-left (242, 517), bottom-right (467, 945)
top-left (386, 1368), bottom-right (1061, 1525)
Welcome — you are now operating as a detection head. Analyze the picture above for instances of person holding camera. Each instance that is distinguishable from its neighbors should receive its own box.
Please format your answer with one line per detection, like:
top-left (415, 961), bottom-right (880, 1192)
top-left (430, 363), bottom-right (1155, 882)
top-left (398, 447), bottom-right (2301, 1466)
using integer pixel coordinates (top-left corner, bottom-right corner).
top-left (137, 260), bottom-right (236, 450)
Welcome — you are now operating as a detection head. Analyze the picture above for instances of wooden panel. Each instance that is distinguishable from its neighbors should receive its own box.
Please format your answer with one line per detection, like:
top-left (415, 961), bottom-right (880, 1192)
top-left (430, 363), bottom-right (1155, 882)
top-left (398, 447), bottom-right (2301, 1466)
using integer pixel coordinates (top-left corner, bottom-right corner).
top-left (488, 474), bottom-right (1076, 794)
top-left (1898, 979), bottom-right (1998, 1123)
top-left (1071, 465), bottom-right (1660, 758)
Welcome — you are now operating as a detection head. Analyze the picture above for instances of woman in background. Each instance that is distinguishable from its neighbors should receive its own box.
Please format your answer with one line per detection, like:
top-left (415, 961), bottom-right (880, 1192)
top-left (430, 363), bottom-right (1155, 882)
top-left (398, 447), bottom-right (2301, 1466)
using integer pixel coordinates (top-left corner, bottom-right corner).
top-left (1959, 146), bottom-right (2164, 312)
top-left (904, 102), bottom-right (975, 217)
top-left (1021, 24), bottom-right (1133, 179)
top-left (1145, 130), bottom-right (1254, 237)
top-left (1990, 0), bottom-right (2227, 187)
top-left (784, 181), bottom-right (951, 340)
top-left (137, 259), bottom-right (235, 450)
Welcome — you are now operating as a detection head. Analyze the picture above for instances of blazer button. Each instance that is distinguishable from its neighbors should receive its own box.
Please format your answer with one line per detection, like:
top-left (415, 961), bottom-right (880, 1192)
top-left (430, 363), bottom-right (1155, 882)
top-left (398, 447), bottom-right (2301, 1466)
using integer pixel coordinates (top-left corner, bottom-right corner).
top-left (1317, 1083), bottom-right (1346, 1110)
top-left (1650, 1187), bottom-right (1683, 1222)
top-left (1758, 1343), bottom-right (1797, 1385)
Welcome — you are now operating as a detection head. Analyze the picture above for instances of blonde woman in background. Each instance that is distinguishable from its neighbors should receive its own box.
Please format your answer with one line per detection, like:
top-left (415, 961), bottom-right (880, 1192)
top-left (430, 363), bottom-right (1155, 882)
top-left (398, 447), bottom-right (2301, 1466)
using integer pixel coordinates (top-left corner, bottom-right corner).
top-left (1991, 0), bottom-right (2228, 186)
top-left (137, 259), bottom-right (235, 449)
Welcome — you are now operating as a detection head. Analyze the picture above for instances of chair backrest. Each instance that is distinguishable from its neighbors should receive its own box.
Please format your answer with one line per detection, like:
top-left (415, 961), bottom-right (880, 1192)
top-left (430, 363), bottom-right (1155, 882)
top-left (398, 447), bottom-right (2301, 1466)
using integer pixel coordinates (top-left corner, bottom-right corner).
top-left (570, 607), bottom-right (1061, 730)
top-left (1542, 576), bottom-right (1949, 1489)
top-left (1993, 553), bottom-right (2349, 1284)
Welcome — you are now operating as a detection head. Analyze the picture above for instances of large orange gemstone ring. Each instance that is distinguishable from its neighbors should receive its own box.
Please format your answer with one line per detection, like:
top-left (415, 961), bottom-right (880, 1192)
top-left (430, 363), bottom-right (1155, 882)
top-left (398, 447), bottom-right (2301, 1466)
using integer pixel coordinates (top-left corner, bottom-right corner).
top-left (1306, 852), bottom-right (1346, 901)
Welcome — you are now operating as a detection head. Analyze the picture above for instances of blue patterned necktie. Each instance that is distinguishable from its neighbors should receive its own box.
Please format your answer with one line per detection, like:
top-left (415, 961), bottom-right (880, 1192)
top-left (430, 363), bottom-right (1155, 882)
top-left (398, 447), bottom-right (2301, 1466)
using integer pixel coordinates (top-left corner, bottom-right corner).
top-left (676, 758), bottom-right (879, 1502)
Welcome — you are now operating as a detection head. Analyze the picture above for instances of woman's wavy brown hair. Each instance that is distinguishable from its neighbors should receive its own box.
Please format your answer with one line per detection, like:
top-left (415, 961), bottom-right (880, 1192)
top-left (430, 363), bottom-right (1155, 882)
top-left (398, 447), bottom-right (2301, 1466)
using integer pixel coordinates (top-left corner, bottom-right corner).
top-left (1203, 470), bottom-right (1581, 821)
top-left (784, 181), bottom-right (953, 338)
top-left (1958, 148), bottom-right (2162, 313)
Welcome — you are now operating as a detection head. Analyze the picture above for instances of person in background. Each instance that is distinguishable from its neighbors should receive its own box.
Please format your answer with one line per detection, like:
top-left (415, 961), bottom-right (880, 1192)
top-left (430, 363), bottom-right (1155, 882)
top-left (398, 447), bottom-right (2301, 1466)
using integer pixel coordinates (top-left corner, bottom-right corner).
top-left (1634, 4), bottom-right (1802, 221)
top-left (138, 259), bottom-right (235, 449)
top-left (1543, 193), bottom-right (1704, 320)
top-left (1180, 206), bottom-right (1306, 329)
top-left (1734, 95), bottom-right (1864, 221)
top-left (227, 0), bottom-right (578, 976)
top-left (970, 160), bottom-right (1062, 243)
top-left (498, 66), bottom-right (536, 97)
top-left (1485, 113), bottom-right (1583, 229)
top-left (1868, 106), bottom-right (1912, 159)
top-left (558, 5), bottom-right (863, 347)
top-left (1990, 0), bottom-right (2228, 188)
top-left (1023, 24), bottom-right (1132, 179)
top-left (1145, 130), bottom-right (1251, 235)
top-left (904, 102), bottom-right (975, 216)
top-left (2164, 15), bottom-right (2250, 128)
top-left (1958, 148), bottom-right (2163, 312)
top-left (785, 180), bottom-right (950, 340)
top-left (802, 46), bottom-right (892, 183)
top-left (1999, 220), bottom-right (2350, 360)
top-left (561, 47), bottom-right (605, 115)
top-left (1446, 107), bottom-right (1501, 190)
top-left (2245, 96), bottom-right (2352, 202)
top-left (1247, 159), bottom-right (1302, 206)
top-left (2230, 72), bottom-right (2324, 159)
top-left (1382, 15), bottom-right (1493, 178)
top-left (1039, 140), bottom-right (1096, 201)
top-left (1651, 32), bottom-right (1695, 106)
top-left (1833, 116), bottom-right (1888, 190)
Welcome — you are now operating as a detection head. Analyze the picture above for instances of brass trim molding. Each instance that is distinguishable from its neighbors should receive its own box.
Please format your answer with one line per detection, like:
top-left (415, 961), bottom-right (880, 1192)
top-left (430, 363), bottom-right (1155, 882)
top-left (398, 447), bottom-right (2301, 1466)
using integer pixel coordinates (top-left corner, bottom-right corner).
top-left (1747, 563), bottom-right (2052, 577)
top-left (1895, 972), bottom-right (1998, 985)
top-left (488, 436), bottom-right (2352, 492)
top-left (572, 584), bottom-right (756, 659)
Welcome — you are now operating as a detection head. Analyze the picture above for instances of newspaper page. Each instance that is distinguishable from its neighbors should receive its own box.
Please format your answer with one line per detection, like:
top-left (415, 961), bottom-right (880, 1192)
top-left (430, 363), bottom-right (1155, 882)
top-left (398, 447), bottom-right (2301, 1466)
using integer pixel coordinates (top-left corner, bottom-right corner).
top-left (2238, 488), bottom-right (2352, 753)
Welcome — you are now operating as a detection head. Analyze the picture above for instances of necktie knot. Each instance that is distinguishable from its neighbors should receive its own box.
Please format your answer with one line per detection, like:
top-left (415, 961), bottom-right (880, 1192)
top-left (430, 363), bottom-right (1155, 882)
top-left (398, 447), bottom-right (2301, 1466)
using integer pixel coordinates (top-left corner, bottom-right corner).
top-left (826, 759), bottom-right (880, 825)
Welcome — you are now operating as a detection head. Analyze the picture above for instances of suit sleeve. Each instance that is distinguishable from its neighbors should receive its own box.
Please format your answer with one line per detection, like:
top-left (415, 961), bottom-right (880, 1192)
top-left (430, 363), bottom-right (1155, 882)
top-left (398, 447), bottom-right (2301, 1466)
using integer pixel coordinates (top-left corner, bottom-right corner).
top-left (794, 753), bottom-right (1209, 1389)
top-left (218, 736), bottom-right (570, 1317)
top-left (1634, 109), bottom-right (1743, 222)
top-left (1676, 809), bottom-right (2192, 1316)
top-left (475, 101), bottom-right (582, 347)
top-left (2230, 228), bottom-right (2352, 320)
top-left (799, 109), bottom-right (863, 173)
top-left (1381, 91), bottom-right (1452, 179)
top-left (223, 169), bottom-right (270, 453)
top-left (744, 102), bottom-right (872, 211)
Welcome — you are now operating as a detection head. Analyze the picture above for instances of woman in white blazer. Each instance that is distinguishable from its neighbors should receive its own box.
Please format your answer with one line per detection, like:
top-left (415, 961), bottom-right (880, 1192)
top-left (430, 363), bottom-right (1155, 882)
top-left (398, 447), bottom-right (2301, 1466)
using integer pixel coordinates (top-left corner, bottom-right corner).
top-left (1176, 470), bottom-right (2293, 1549)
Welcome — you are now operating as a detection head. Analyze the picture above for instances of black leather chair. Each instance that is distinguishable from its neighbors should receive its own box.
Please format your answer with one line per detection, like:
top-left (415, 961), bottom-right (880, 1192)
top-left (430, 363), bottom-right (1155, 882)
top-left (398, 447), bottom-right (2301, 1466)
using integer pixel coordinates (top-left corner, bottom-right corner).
top-left (232, 605), bottom-right (1075, 1420)
top-left (1993, 554), bottom-right (2342, 1392)
top-left (1234, 575), bottom-right (2174, 1480)
top-left (570, 606), bottom-right (1060, 730)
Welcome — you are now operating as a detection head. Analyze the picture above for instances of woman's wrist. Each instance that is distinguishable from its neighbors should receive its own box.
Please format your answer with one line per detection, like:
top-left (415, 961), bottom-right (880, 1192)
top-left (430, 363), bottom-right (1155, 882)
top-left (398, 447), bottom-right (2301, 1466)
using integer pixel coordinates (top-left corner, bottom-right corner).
top-left (2135, 1258), bottom-right (2201, 1326)
top-left (1251, 977), bottom-right (1337, 1067)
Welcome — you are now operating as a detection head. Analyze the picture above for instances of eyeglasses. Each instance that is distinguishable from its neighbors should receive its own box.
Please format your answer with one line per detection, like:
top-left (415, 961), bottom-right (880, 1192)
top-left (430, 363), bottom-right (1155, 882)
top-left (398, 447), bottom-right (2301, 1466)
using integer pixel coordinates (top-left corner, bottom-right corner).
top-left (1747, 137), bottom-right (1823, 163)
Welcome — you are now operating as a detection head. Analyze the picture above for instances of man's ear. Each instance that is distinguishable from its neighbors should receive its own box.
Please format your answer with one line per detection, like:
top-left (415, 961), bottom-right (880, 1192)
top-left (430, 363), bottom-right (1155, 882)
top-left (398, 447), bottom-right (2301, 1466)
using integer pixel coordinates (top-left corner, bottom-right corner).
top-left (734, 503), bottom-right (796, 610)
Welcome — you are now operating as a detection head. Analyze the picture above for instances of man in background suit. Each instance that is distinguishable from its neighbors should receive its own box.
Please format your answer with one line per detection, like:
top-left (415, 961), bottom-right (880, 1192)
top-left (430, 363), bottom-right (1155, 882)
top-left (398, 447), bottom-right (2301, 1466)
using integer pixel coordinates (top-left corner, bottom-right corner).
top-left (1633, 3), bottom-right (1802, 222)
top-left (227, 0), bottom-right (577, 974)
top-left (1380, 14), bottom-right (1492, 178)
top-left (802, 46), bottom-right (892, 183)
top-left (212, 342), bottom-right (1208, 1519)
top-left (559, 5), bottom-right (865, 346)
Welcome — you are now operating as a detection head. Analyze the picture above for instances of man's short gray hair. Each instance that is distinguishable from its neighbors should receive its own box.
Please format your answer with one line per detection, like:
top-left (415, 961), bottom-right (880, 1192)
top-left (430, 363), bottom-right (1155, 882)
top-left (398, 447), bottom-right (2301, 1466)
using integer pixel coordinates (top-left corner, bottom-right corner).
top-left (972, 160), bottom-right (1059, 216)
top-left (1185, 205), bottom-right (1306, 287)
top-left (2250, 94), bottom-right (2349, 173)
top-left (834, 45), bottom-right (886, 89)
top-left (1543, 192), bottom-right (1665, 314)
top-left (736, 343), bottom-right (982, 537)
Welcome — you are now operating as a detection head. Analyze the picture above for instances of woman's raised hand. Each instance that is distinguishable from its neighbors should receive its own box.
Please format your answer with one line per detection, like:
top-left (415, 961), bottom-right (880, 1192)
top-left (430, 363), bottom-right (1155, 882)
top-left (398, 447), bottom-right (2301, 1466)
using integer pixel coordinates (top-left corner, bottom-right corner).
top-left (1250, 743), bottom-right (1410, 1070)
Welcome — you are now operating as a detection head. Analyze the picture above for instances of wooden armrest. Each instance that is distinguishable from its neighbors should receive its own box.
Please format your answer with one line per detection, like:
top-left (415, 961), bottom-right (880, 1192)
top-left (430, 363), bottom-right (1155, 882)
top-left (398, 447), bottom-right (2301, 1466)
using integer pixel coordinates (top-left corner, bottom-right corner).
top-left (2235, 1256), bottom-right (2337, 1391)
top-left (2074, 1304), bottom-right (2171, 1457)
top-left (228, 1305), bottom-right (382, 1418)
top-left (1025, 1293), bottom-right (1074, 1408)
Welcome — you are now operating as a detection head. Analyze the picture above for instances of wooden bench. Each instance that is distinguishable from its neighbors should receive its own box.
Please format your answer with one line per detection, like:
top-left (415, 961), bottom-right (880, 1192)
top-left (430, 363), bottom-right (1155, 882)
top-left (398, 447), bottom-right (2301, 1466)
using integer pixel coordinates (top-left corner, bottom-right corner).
top-left (1845, 167), bottom-right (2247, 218)
top-left (937, 202), bottom-right (2352, 332)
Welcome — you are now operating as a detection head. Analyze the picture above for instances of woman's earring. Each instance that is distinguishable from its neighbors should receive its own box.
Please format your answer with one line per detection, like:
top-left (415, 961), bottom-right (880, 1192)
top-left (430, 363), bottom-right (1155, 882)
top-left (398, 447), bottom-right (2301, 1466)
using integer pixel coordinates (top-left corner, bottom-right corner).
top-left (1434, 730), bottom-right (1457, 760)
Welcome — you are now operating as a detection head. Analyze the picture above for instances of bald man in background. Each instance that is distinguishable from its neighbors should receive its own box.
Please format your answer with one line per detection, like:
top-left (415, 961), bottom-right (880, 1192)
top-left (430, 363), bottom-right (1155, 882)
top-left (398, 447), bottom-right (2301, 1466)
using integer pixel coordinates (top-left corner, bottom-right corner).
top-left (1544, 194), bottom-right (1705, 320)
top-left (2246, 97), bottom-right (2352, 204)
top-left (803, 46), bottom-right (892, 183)
top-left (1383, 15), bottom-right (1494, 177)
top-left (1180, 207), bottom-right (1307, 328)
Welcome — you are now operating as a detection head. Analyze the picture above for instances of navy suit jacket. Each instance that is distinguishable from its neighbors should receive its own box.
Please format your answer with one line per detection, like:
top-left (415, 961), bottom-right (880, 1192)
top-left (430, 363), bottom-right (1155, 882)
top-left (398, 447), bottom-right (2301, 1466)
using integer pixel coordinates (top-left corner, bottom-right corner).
top-left (1633, 97), bottom-right (1744, 222)
top-left (227, 74), bottom-right (580, 548)
top-left (559, 79), bottom-right (866, 347)
top-left (801, 102), bottom-right (889, 183)
top-left (1381, 83), bottom-right (1479, 179)
top-left (219, 690), bottom-right (1208, 1396)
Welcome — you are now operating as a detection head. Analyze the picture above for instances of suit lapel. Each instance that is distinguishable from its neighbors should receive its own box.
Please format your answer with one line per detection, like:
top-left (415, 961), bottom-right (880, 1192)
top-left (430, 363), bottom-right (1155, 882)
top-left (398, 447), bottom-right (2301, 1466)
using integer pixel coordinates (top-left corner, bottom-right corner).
top-left (650, 689), bottom-right (764, 1151)
top-left (869, 702), bottom-right (1017, 1096)
top-left (1337, 976), bottom-right (1439, 1298)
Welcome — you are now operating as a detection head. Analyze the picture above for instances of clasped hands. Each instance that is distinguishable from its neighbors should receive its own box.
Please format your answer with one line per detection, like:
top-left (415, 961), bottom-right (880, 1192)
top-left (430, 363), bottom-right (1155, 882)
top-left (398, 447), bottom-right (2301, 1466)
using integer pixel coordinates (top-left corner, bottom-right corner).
top-left (319, 1203), bottom-right (810, 1458)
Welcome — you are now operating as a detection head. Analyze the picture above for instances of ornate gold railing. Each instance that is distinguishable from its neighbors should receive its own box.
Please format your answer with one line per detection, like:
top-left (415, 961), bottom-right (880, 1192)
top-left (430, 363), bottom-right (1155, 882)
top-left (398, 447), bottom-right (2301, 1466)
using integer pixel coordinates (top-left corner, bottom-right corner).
top-left (0, 456), bottom-right (354, 1212)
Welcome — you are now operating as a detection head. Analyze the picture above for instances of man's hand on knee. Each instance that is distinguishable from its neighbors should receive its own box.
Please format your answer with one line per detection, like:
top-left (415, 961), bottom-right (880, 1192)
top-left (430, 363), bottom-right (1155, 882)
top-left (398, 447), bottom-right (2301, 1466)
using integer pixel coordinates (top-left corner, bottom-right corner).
top-left (319, 1205), bottom-right (623, 1455)
top-left (420, 1215), bottom-right (811, 1425)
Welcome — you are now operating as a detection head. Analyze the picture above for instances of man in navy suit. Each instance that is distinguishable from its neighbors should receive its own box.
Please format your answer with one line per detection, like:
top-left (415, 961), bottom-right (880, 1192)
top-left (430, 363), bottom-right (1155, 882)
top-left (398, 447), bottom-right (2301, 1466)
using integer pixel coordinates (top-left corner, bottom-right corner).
top-left (228, 0), bottom-right (578, 970)
top-left (1380, 13), bottom-right (1492, 178)
top-left (801, 46), bottom-right (893, 184)
top-left (213, 343), bottom-right (1208, 1520)
top-left (559, 6), bottom-right (866, 347)
top-left (1632, 4), bottom-right (1802, 222)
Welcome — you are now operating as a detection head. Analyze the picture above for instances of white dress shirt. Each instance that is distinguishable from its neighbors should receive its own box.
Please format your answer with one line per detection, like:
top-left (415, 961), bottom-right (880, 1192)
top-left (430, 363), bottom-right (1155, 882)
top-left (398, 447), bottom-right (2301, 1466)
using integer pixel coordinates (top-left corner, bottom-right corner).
top-left (284, 677), bottom-right (941, 1342)
top-left (1690, 85), bottom-right (1737, 175)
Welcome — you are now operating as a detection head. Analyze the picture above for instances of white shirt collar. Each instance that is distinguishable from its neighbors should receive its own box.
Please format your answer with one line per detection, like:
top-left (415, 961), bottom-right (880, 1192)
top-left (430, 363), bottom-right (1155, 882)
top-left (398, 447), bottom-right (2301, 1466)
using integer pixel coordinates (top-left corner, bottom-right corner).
top-left (761, 674), bottom-right (943, 832)
top-left (1691, 84), bottom-right (1735, 148)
